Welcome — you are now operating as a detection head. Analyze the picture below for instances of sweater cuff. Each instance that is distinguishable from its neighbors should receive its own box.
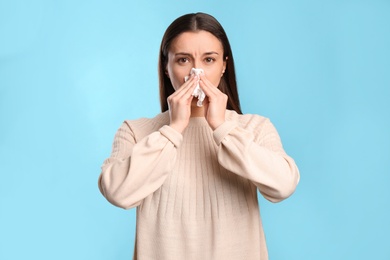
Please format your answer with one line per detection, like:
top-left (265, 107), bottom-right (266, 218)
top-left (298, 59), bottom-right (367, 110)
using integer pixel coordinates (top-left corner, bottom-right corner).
top-left (213, 121), bottom-right (238, 145)
top-left (159, 125), bottom-right (183, 148)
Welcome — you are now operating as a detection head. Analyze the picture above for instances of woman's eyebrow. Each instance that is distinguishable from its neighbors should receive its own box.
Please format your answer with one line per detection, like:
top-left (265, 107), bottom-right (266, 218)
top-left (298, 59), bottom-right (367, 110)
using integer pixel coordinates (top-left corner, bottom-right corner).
top-left (175, 52), bottom-right (192, 56)
top-left (203, 51), bottom-right (219, 55)
top-left (174, 51), bottom-right (220, 56)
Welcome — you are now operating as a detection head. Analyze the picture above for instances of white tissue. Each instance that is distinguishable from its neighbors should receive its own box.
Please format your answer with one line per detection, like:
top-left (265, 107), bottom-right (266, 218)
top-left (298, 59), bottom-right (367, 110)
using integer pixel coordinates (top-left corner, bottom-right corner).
top-left (184, 68), bottom-right (205, 107)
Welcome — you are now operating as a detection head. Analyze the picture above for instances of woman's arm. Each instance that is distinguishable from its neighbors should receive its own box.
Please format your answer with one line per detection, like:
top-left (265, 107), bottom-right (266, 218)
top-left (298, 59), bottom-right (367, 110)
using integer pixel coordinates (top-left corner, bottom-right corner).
top-left (98, 122), bottom-right (182, 209)
top-left (213, 119), bottom-right (300, 203)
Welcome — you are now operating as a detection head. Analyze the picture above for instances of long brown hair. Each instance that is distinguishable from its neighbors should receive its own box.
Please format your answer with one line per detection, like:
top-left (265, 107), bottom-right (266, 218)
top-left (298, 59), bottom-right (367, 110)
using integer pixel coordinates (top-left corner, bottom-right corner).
top-left (158, 13), bottom-right (242, 114)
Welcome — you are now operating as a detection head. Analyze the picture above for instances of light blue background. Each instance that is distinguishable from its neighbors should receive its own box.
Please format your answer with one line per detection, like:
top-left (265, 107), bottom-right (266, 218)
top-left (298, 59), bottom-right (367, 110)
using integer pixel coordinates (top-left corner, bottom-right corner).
top-left (1, 0), bottom-right (389, 259)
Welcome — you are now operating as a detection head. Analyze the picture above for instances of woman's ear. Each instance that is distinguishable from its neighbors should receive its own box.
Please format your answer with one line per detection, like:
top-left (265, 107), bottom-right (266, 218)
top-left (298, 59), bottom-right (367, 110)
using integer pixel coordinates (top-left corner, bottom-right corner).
top-left (221, 56), bottom-right (228, 77)
top-left (223, 56), bottom-right (228, 72)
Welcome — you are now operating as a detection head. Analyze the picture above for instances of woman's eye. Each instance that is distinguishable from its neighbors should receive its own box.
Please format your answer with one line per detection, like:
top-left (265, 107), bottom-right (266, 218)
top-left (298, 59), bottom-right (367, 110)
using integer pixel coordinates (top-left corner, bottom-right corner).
top-left (205, 57), bottom-right (215, 63)
top-left (178, 57), bottom-right (189, 63)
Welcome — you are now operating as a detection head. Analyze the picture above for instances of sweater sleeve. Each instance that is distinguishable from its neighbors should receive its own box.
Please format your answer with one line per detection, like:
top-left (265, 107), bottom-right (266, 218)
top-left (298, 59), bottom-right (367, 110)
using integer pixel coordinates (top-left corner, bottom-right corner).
top-left (98, 122), bottom-right (182, 209)
top-left (213, 118), bottom-right (300, 203)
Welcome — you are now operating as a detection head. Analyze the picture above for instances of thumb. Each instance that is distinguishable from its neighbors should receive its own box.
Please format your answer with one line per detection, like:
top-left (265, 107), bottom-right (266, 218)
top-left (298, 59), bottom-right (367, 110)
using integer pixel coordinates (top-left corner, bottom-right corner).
top-left (202, 97), bottom-right (210, 117)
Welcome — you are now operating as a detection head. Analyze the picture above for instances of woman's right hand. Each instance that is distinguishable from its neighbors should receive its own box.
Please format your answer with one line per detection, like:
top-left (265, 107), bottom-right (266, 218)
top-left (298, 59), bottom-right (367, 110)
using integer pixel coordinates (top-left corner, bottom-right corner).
top-left (167, 74), bottom-right (198, 133)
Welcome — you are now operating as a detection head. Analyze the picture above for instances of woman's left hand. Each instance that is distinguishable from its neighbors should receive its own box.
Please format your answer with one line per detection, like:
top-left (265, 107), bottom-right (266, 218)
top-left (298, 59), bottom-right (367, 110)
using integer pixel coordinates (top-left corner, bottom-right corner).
top-left (199, 74), bottom-right (227, 130)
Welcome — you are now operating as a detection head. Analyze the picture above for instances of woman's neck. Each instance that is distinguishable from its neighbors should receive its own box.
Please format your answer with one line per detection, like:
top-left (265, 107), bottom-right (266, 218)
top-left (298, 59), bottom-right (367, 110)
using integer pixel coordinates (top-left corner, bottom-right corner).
top-left (190, 99), bottom-right (205, 117)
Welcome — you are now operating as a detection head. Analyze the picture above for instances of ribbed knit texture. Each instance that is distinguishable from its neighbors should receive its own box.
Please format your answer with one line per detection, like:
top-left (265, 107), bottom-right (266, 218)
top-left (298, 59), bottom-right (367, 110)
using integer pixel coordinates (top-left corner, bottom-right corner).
top-left (98, 110), bottom-right (300, 260)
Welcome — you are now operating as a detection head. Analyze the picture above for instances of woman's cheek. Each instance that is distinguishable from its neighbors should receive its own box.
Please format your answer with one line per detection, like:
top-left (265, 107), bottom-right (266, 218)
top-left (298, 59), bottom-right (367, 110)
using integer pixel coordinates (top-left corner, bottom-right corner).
top-left (172, 75), bottom-right (186, 90)
top-left (203, 68), bottom-right (220, 86)
top-left (210, 74), bottom-right (222, 87)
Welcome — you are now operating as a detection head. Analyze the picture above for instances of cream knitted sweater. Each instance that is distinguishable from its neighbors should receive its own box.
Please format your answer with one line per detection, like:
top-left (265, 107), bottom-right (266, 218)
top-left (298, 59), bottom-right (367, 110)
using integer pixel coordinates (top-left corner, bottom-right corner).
top-left (98, 110), bottom-right (300, 260)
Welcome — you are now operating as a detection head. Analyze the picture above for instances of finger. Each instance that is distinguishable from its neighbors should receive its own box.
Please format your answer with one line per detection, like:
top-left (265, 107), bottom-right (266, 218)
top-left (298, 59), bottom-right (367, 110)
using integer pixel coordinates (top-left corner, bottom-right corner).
top-left (175, 73), bottom-right (196, 92)
top-left (170, 74), bottom-right (197, 98)
top-left (202, 96), bottom-right (210, 113)
top-left (168, 79), bottom-right (198, 107)
top-left (200, 74), bottom-right (220, 93)
top-left (199, 75), bottom-right (219, 97)
top-left (175, 75), bottom-right (199, 100)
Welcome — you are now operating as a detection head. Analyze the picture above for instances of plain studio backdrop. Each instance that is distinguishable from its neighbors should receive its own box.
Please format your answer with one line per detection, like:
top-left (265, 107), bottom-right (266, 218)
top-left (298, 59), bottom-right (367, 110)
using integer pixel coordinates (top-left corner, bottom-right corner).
top-left (1, 0), bottom-right (389, 259)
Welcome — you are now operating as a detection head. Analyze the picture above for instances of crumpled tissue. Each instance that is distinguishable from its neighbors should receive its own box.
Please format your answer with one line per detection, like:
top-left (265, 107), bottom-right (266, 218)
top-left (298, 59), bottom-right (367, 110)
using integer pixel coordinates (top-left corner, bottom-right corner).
top-left (184, 68), bottom-right (205, 107)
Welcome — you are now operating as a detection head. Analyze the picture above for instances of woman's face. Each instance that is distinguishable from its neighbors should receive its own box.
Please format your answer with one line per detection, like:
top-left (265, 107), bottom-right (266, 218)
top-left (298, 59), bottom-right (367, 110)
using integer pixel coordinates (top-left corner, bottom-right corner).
top-left (166, 30), bottom-right (226, 91)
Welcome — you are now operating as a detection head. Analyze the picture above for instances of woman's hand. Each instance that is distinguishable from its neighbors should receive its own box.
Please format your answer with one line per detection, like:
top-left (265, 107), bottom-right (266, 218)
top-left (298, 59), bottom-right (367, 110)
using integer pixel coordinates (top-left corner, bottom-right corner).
top-left (199, 74), bottom-right (227, 130)
top-left (167, 74), bottom-right (198, 133)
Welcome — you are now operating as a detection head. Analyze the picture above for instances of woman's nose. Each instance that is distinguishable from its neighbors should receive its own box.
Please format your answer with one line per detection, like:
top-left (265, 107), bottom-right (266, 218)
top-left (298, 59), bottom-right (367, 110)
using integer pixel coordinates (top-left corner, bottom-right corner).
top-left (193, 59), bottom-right (201, 69)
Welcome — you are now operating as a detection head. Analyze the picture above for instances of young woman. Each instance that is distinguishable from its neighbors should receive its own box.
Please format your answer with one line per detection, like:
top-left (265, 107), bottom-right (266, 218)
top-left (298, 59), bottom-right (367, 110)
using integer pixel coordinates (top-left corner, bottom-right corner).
top-left (98, 12), bottom-right (300, 260)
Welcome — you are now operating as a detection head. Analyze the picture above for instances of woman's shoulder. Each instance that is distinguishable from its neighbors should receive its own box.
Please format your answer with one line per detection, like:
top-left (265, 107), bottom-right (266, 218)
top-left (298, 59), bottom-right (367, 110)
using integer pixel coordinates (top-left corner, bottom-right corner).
top-left (226, 110), bottom-right (270, 128)
top-left (121, 111), bottom-right (170, 141)
top-left (124, 111), bottom-right (169, 127)
top-left (225, 110), bottom-right (277, 141)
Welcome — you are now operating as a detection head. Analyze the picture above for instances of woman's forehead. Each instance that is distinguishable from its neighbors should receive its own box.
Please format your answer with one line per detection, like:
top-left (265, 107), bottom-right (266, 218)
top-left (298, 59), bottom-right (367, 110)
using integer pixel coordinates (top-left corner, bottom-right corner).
top-left (170, 31), bottom-right (223, 53)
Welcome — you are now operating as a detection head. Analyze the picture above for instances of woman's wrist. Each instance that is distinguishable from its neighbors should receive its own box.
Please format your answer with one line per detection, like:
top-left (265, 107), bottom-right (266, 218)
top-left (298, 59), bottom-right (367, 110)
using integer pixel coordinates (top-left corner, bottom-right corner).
top-left (169, 123), bottom-right (186, 134)
top-left (209, 119), bottom-right (225, 131)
